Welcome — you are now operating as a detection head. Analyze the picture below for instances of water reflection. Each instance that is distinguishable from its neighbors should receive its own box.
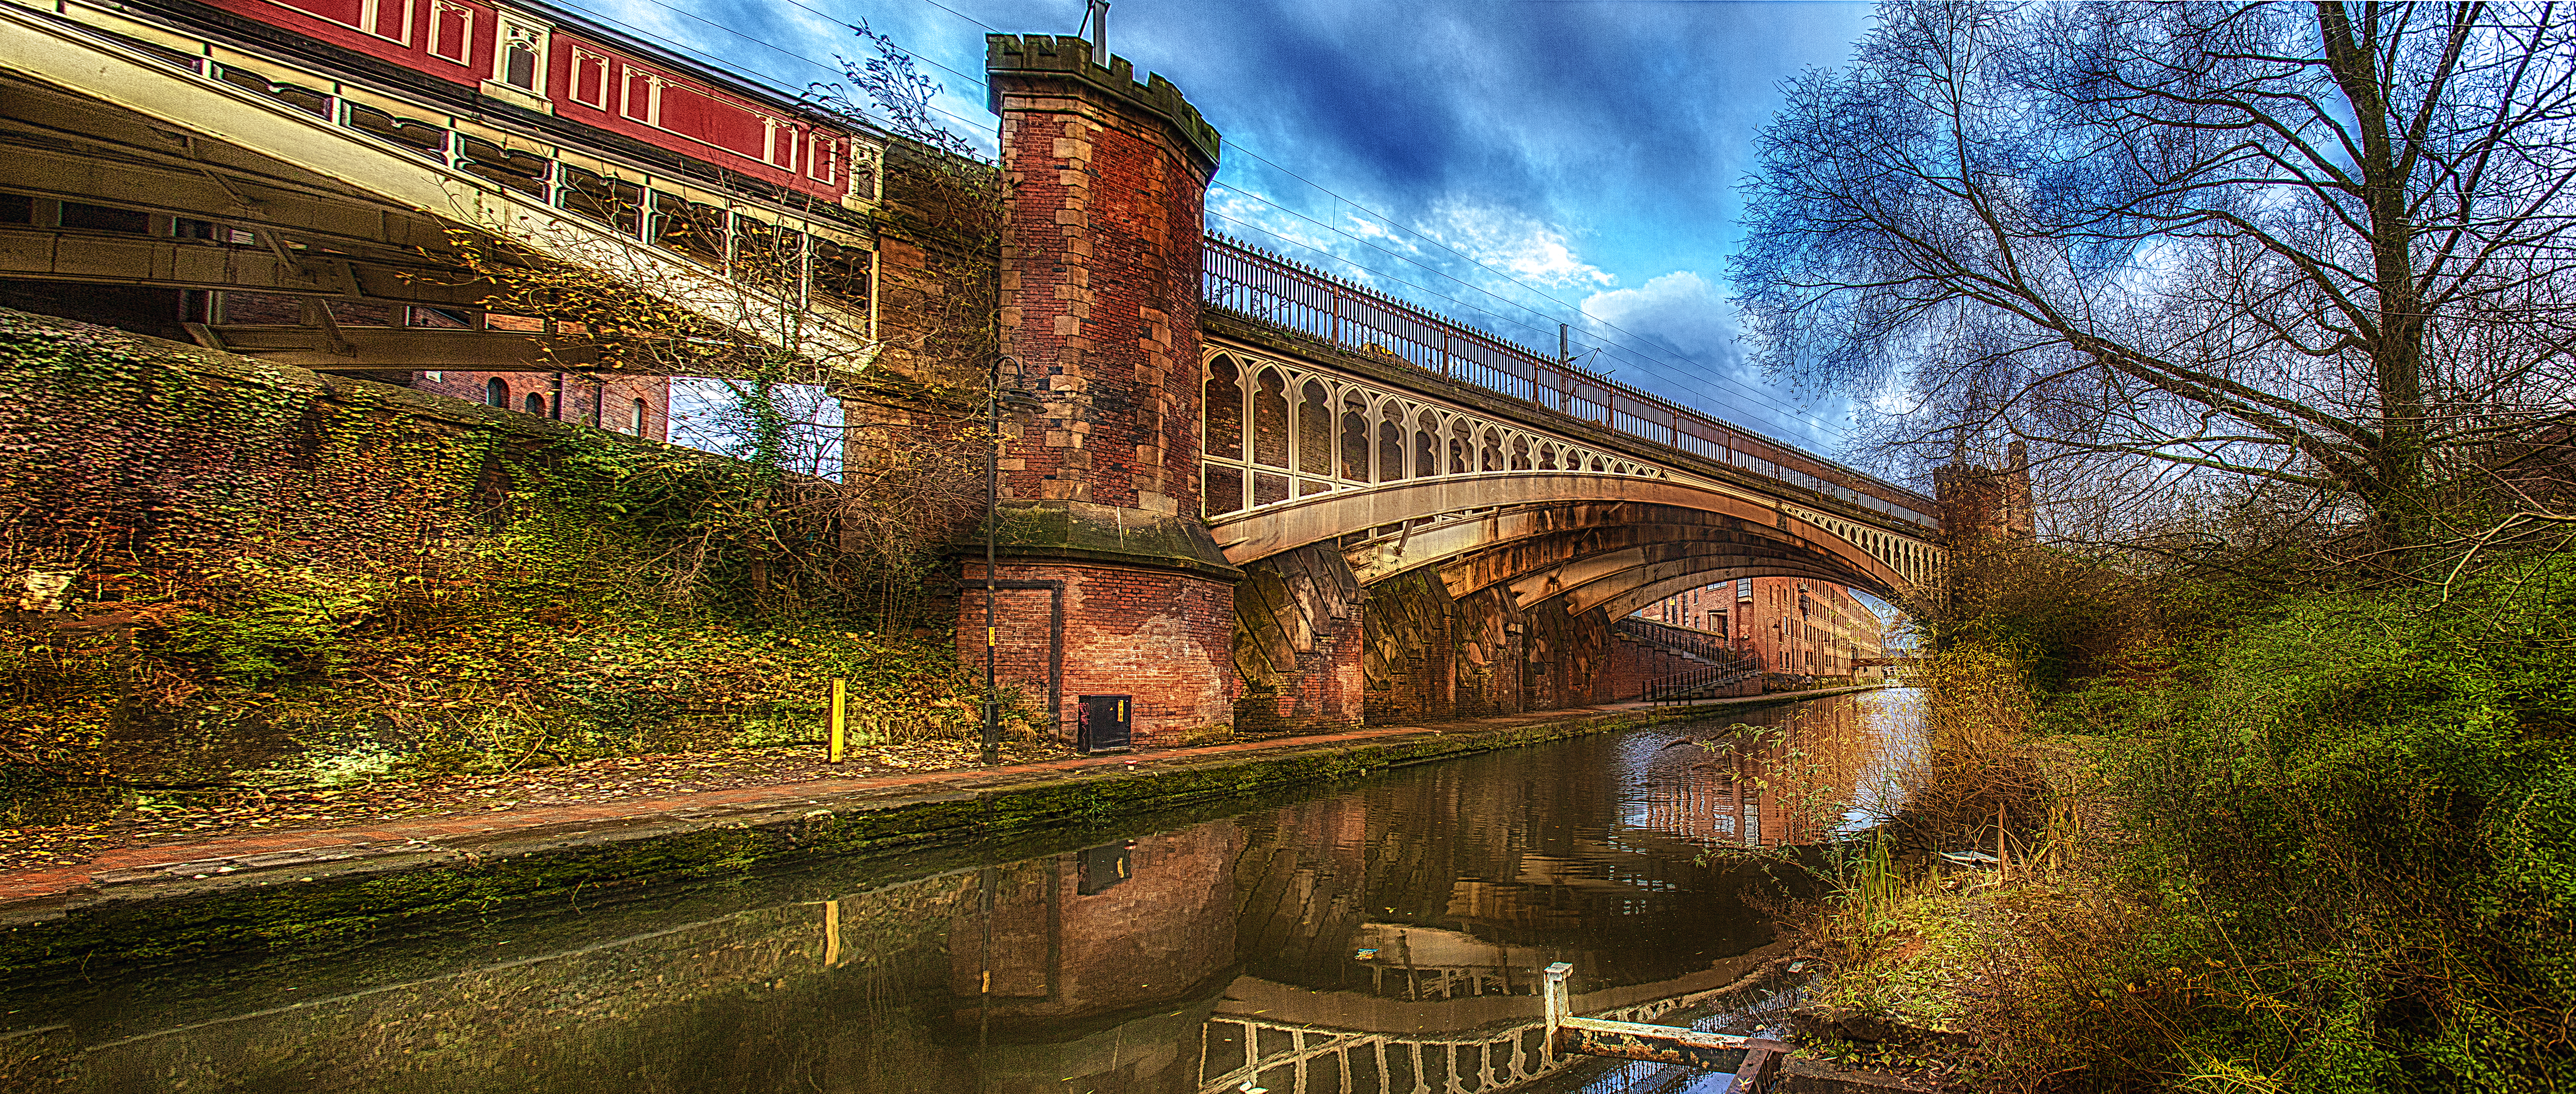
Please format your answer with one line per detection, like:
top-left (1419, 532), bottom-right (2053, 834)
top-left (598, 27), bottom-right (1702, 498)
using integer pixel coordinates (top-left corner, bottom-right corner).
top-left (0, 691), bottom-right (1918, 1093)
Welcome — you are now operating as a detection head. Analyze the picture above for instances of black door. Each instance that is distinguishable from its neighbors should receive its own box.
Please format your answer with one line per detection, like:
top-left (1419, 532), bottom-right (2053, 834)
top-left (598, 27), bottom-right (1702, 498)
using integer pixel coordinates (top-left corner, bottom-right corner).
top-left (1076, 694), bottom-right (1131, 754)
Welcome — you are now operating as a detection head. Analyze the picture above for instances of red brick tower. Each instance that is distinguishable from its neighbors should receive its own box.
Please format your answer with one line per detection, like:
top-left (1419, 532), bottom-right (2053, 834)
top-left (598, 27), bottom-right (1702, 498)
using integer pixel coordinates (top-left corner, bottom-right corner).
top-left (971, 35), bottom-right (1238, 744)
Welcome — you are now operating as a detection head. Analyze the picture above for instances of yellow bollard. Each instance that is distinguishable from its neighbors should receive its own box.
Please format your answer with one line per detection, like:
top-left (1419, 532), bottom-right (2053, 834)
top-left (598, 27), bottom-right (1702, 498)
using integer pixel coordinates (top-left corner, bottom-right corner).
top-left (828, 678), bottom-right (846, 763)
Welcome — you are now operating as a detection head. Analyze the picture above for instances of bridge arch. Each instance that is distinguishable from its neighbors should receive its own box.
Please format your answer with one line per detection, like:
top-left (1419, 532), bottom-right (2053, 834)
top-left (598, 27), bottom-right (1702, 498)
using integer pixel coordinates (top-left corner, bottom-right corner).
top-left (1212, 474), bottom-right (1916, 602)
top-left (1207, 334), bottom-right (1941, 728)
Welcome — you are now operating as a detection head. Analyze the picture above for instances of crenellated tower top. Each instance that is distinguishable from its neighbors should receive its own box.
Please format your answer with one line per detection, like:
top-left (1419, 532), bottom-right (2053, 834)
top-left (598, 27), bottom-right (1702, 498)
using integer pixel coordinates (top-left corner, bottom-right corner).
top-left (985, 35), bottom-right (1221, 177)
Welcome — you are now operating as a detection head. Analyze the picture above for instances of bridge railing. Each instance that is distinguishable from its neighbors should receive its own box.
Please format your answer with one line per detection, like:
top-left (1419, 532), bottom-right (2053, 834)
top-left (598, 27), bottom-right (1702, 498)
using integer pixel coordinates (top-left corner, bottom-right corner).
top-left (1201, 234), bottom-right (1938, 528)
top-left (1614, 617), bottom-right (1736, 663)
top-left (1643, 655), bottom-right (1765, 705)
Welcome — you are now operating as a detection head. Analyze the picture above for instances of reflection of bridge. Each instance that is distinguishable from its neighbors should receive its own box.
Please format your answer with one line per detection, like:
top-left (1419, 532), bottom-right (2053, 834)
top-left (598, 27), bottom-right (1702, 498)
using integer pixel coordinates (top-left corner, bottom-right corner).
top-left (1196, 958), bottom-right (1783, 1094)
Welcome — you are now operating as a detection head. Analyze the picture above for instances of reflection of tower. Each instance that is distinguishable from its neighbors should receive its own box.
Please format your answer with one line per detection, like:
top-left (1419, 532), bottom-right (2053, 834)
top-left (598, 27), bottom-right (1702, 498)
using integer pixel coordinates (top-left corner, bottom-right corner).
top-left (948, 825), bottom-right (1240, 1016)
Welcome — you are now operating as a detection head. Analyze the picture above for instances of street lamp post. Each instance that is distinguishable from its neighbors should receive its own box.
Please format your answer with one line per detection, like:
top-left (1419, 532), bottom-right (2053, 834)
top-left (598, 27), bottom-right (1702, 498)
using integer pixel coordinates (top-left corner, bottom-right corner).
top-left (983, 356), bottom-right (1042, 766)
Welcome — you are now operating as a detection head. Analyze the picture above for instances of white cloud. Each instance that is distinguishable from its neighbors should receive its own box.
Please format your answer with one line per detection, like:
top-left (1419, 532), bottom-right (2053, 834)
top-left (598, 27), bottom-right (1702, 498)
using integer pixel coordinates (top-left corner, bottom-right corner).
top-left (1580, 270), bottom-right (1734, 360)
top-left (1428, 202), bottom-right (1614, 290)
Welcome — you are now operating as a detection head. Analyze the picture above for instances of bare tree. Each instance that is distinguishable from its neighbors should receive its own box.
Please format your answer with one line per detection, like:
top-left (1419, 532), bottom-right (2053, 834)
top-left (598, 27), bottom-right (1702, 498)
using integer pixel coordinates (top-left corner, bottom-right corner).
top-left (1733, 1), bottom-right (2576, 549)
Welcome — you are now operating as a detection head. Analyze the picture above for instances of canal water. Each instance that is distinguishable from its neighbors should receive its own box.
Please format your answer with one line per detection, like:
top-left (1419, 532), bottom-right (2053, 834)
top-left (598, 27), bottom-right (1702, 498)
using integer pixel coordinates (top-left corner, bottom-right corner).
top-left (0, 689), bottom-right (1920, 1094)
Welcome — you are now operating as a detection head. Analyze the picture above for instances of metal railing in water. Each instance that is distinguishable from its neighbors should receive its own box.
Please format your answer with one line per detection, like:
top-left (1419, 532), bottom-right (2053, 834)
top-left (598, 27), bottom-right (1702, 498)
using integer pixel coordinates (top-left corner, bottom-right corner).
top-left (1200, 234), bottom-right (1938, 528)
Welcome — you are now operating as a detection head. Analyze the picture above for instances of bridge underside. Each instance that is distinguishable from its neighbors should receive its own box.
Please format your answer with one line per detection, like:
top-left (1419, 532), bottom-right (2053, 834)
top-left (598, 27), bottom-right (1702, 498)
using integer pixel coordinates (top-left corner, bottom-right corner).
top-left (1226, 484), bottom-right (1915, 731)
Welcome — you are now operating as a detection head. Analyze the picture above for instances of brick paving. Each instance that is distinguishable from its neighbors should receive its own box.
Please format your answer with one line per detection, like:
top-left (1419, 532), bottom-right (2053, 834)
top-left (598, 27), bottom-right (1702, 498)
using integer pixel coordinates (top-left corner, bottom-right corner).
top-left (0, 688), bottom-right (1881, 920)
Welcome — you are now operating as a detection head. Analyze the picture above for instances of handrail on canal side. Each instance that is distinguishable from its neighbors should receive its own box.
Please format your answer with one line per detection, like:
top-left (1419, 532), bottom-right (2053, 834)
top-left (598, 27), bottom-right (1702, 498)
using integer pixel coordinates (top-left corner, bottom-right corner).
top-left (1543, 961), bottom-right (1792, 1093)
top-left (1642, 656), bottom-right (1766, 705)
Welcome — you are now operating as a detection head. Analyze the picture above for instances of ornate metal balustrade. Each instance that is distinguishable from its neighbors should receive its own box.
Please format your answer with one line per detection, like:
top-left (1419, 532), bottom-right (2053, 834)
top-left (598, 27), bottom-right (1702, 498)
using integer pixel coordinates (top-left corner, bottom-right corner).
top-left (1201, 234), bottom-right (1937, 529)
top-left (1198, 345), bottom-right (1673, 516)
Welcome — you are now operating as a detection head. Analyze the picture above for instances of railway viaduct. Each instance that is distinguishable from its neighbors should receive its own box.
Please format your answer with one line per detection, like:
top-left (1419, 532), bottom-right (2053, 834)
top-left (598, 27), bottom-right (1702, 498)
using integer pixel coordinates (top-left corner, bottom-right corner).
top-left (0, 0), bottom-right (1945, 743)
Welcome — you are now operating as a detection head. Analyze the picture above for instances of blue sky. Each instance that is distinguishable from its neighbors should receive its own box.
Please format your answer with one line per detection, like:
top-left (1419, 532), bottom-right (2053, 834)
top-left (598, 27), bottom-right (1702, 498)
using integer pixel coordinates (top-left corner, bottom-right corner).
top-left (577, 0), bottom-right (1884, 454)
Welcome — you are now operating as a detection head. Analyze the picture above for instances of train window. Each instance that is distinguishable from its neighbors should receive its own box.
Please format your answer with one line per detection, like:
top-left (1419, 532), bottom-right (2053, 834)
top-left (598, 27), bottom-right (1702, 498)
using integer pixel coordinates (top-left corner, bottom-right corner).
top-left (622, 70), bottom-right (659, 123)
top-left (429, 2), bottom-right (471, 65)
top-left (809, 240), bottom-right (873, 316)
top-left (1, 194), bottom-right (33, 225)
top-left (649, 192), bottom-right (727, 267)
top-left (345, 102), bottom-right (448, 159)
top-left (557, 166), bottom-right (643, 235)
top-left (849, 144), bottom-right (881, 201)
top-left (178, 217), bottom-right (260, 244)
top-left (456, 136), bottom-right (550, 198)
top-left (732, 219), bottom-right (803, 292)
top-left (806, 136), bottom-right (837, 185)
top-left (408, 306), bottom-right (476, 329)
top-left (59, 202), bottom-right (149, 234)
top-left (568, 48), bottom-right (611, 109)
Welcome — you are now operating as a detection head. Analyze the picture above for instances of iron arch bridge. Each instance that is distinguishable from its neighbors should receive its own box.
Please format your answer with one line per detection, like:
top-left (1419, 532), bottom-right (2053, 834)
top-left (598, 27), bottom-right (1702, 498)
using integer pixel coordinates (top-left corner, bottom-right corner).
top-left (1197, 240), bottom-right (1940, 619)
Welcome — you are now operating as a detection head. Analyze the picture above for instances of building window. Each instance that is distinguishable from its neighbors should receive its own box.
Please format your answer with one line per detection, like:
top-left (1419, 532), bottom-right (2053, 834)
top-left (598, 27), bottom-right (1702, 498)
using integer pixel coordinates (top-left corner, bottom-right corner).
top-left (484, 377), bottom-right (506, 406)
top-left (524, 391), bottom-right (546, 415)
top-left (429, 1), bottom-right (472, 65)
top-left (630, 397), bottom-right (647, 435)
top-left (568, 47), bottom-right (611, 109)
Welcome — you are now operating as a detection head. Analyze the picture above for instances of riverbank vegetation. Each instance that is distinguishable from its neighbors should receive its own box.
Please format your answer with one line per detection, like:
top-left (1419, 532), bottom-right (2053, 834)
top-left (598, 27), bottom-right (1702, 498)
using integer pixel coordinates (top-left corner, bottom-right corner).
top-left (1795, 540), bottom-right (2576, 1091)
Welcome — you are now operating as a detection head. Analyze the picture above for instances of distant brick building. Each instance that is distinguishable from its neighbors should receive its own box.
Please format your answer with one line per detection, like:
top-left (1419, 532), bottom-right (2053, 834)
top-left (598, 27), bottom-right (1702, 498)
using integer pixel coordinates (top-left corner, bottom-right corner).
top-left (414, 369), bottom-right (668, 440)
top-left (1636, 576), bottom-right (1885, 682)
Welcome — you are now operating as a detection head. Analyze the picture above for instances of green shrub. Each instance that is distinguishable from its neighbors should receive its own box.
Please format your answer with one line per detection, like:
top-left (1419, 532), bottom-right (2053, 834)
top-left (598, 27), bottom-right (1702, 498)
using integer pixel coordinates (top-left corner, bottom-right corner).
top-left (1985, 551), bottom-right (2576, 1091)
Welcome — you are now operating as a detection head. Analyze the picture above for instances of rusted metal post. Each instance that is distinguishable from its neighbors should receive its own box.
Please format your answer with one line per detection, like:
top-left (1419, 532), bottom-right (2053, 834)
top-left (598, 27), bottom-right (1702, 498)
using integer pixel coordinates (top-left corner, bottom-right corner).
top-left (1734, 1039), bottom-right (1791, 1094)
top-left (1997, 802), bottom-right (2008, 879)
